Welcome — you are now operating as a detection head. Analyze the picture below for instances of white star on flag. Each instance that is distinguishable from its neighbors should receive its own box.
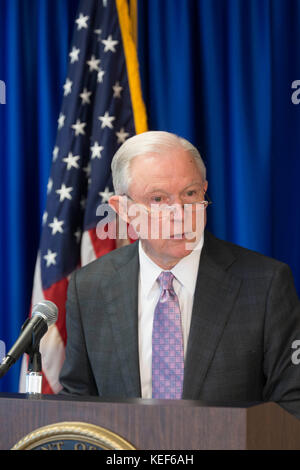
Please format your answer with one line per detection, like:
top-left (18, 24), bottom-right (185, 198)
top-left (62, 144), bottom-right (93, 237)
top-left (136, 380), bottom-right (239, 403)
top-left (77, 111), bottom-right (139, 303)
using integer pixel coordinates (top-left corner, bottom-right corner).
top-left (43, 249), bottom-right (58, 267)
top-left (97, 68), bottom-right (105, 83)
top-left (69, 46), bottom-right (80, 63)
top-left (58, 113), bottom-right (66, 130)
top-left (83, 163), bottom-right (91, 178)
top-left (49, 217), bottom-right (64, 235)
top-left (52, 146), bottom-right (59, 161)
top-left (99, 186), bottom-right (114, 202)
top-left (56, 183), bottom-right (73, 202)
top-left (75, 13), bottom-right (89, 30)
top-left (47, 178), bottom-right (53, 194)
top-left (71, 119), bottom-right (87, 136)
top-left (63, 152), bottom-right (80, 170)
top-left (83, 163), bottom-right (91, 186)
top-left (42, 211), bottom-right (48, 225)
top-left (94, 28), bottom-right (102, 41)
top-left (113, 81), bottom-right (123, 98)
top-left (98, 111), bottom-right (115, 129)
top-left (74, 229), bottom-right (82, 243)
top-left (63, 78), bottom-right (73, 96)
top-left (90, 141), bottom-right (104, 159)
top-left (116, 128), bottom-right (129, 144)
top-left (80, 88), bottom-right (92, 105)
top-left (87, 55), bottom-right (100, 72)
top-left (101, 35), bottom-right (119, 52)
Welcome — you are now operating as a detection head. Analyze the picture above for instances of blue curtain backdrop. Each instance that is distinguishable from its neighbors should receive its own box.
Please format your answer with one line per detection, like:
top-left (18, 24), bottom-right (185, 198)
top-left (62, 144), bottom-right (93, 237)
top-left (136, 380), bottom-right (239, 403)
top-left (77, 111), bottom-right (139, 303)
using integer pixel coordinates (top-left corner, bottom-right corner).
top-left (1, 0), bottom-right (300, 393)
top-left (138, 0), bottom-right (300, 286)
top-left (0, 0), bottom-right (79, 393)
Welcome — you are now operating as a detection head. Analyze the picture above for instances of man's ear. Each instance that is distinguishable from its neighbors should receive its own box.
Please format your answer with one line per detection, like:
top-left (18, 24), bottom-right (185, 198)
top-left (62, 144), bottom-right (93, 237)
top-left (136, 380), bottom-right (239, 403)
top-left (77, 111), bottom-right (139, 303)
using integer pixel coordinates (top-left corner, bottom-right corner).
top-left (108, 195), bottom-right (129, 223)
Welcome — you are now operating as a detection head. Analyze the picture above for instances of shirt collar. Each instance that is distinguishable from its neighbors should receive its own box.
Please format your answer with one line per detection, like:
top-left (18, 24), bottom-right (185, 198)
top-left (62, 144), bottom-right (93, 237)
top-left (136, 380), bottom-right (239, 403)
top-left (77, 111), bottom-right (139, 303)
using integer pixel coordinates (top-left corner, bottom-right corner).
top-left (138, 242), bottom-right (163, 298)
top-left (138, 234), bottom-right (204, 297)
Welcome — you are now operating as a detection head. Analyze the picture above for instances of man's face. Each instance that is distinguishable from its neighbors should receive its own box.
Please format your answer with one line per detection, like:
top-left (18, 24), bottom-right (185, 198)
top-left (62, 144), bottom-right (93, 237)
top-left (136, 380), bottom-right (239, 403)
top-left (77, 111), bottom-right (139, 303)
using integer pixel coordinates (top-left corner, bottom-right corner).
top-left (125, 146), bottom-right (208, 268)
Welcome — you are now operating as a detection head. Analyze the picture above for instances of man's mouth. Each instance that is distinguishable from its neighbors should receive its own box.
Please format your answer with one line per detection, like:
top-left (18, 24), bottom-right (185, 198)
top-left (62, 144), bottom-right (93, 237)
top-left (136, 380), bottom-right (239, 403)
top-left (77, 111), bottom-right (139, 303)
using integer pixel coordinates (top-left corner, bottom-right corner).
top-left (168, 232), bottom-right (195, 239)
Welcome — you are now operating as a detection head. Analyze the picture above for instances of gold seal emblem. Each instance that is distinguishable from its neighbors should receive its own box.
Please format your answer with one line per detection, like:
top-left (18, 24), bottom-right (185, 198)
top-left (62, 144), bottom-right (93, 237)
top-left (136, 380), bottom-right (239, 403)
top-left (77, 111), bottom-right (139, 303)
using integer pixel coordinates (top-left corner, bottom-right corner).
top-left (11, 421), bottom-right (136, 450)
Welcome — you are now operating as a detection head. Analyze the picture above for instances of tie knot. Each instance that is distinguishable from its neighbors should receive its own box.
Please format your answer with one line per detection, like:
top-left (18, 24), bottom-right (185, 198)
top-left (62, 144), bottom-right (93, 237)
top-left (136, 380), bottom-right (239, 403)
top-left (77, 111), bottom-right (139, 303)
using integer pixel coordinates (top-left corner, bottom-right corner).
top-left (158, 271), bottom-right (174, 291)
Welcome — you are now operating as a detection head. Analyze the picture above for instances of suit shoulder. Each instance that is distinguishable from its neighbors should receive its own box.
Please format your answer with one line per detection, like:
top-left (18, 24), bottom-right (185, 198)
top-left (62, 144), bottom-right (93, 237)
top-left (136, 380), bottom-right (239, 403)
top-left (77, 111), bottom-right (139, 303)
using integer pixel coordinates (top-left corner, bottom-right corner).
top-left (73, 241), bottom-right (138, 281)
top-left (206, 231), bottom-right (290, 278)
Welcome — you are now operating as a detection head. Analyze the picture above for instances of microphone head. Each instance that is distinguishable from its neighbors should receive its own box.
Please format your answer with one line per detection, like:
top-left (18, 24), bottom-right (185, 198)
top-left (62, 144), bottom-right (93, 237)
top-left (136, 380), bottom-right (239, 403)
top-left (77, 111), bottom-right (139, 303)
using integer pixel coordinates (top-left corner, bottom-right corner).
top-left (32, 301), bottom-right (58, 327)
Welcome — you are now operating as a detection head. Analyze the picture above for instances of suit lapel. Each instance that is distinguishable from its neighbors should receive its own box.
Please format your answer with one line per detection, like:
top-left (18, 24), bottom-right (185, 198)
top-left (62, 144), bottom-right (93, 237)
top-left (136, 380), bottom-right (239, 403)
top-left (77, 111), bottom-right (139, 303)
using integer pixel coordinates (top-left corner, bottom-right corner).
top-left (101, 244), bottom-right (141, 397)
top-left (182, 232), bottom-right (242, 399)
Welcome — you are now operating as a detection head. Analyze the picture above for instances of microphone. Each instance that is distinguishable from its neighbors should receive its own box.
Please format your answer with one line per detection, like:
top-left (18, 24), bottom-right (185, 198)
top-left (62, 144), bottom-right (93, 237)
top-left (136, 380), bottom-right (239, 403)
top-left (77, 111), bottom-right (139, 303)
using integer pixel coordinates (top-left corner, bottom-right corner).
top-left (0, 300), bottom-right (58, 378)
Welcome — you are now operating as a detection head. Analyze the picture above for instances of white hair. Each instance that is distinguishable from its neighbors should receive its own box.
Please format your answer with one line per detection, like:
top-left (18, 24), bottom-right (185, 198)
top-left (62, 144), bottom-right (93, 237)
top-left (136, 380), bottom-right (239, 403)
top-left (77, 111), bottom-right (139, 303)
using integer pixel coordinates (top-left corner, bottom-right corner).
top-left (111, 131), bottom-right (207, 195)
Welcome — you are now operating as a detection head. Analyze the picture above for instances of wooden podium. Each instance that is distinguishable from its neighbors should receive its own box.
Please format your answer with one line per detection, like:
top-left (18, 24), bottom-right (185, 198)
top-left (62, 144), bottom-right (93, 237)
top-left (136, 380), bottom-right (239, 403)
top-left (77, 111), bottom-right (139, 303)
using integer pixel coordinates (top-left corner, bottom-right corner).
top-left (1, 393), bottom-right (300, 449)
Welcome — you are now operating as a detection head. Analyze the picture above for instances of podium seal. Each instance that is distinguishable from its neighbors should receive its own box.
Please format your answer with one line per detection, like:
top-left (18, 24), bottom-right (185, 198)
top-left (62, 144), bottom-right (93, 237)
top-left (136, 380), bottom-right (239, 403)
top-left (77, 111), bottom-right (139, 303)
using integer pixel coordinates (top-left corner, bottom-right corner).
top-left (11, 421), bottom-right (136, 450)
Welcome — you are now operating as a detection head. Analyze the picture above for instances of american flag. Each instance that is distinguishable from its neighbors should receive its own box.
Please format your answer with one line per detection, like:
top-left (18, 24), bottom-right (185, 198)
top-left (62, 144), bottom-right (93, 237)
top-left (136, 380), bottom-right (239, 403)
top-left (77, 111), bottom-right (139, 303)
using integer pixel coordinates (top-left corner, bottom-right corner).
top-left (19, 0), bottom-right (147, 394)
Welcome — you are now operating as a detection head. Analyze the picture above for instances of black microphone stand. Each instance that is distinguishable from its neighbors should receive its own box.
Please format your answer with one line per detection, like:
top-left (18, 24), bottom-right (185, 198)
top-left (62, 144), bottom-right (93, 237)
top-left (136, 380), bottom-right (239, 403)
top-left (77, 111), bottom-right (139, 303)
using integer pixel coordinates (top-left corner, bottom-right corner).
top-left (25, 320), bottom-right (43, 395)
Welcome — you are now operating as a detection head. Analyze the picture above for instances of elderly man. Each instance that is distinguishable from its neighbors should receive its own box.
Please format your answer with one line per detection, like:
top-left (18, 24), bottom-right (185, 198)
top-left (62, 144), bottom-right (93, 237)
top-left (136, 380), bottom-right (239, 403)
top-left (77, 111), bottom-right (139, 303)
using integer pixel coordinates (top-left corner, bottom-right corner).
top-left (59, 131), bottom-right (300, 419)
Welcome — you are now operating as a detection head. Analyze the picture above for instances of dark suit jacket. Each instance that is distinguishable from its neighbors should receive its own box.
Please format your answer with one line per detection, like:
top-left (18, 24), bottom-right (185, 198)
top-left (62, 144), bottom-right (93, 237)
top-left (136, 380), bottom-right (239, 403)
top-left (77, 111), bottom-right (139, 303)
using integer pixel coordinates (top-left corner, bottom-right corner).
top-left (59, 231), bottom-right (300, 418)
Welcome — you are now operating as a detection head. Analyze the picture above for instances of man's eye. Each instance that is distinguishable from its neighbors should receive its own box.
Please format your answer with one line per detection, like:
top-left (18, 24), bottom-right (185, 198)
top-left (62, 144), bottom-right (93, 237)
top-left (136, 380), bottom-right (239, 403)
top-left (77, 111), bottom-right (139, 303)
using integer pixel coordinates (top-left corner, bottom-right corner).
top-left (186, 190), bottom-right (196, 196)
top-left (151, 196), bottom-right (163, 202)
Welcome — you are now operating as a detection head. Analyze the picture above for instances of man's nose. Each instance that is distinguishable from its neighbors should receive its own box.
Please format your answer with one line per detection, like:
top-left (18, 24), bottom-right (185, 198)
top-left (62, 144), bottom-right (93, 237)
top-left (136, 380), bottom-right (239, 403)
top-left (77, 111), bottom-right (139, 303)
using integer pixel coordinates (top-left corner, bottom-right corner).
top-left (168, 201), bottom-right (185, 221)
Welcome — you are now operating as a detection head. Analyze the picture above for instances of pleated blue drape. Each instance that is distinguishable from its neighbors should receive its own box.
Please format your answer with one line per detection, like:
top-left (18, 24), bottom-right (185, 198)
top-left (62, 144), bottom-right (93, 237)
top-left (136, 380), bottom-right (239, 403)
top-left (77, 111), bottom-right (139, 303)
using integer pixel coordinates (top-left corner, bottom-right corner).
top-left (0, 0), bottom-right (79, 392)
top-left (138, 0), bottom-right (300, 292)
top-left (1, 0), bottom-right (300, 392)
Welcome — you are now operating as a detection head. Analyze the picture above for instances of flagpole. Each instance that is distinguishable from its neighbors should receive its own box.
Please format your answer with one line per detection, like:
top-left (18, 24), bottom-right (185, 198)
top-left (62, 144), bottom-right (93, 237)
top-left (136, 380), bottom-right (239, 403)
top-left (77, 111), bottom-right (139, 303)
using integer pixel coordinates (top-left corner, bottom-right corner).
top-left (116, 0), bottom-right (147, 134)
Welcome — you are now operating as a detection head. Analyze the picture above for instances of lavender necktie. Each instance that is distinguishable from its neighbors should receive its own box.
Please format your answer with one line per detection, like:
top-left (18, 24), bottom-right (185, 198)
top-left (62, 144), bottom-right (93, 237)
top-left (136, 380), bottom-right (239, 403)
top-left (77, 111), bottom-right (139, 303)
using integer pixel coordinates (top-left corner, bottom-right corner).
top-left (152, 271), bottom-right (184, 399)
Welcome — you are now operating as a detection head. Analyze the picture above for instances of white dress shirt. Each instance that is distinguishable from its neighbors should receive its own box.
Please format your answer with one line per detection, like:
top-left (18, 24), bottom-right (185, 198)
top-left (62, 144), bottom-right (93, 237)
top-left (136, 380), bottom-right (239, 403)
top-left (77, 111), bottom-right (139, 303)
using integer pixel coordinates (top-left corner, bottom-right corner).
top-left (138, 235), bottom-right (204, 398)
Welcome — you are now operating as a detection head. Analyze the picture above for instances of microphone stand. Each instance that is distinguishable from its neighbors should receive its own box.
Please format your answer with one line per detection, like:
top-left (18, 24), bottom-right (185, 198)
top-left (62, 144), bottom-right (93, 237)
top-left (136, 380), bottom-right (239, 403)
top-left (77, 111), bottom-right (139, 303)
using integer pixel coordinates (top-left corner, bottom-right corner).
top-left (25, 321), bottom-right (43, 395)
